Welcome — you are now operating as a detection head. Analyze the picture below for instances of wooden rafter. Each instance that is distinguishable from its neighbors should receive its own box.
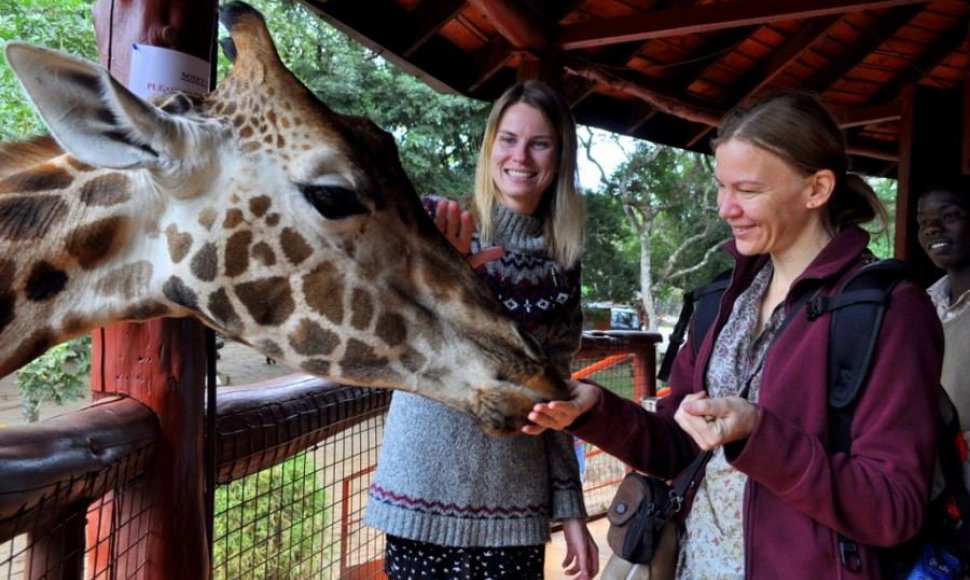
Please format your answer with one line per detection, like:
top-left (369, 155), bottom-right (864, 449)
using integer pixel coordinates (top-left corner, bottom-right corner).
top-left (558, 0), bottom-right (931, 50)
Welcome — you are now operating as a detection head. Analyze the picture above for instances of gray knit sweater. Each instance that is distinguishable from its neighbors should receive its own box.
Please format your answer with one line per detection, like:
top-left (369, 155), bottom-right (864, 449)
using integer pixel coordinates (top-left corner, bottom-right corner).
top-left (364, 200), bottom-right (587, 547)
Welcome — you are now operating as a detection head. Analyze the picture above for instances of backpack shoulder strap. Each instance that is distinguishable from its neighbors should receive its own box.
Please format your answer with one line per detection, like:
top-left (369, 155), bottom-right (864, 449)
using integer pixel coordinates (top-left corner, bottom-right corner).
top-left (657, 268), bottom-right (731, 383)
top-left (820, 258), bottom-right (910, 422)
top-left (815, 258), bottom-right (910, 573)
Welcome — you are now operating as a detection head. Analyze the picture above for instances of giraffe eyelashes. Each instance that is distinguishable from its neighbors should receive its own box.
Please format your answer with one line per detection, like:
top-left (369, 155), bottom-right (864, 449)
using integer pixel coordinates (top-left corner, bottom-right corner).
top-left (298, 183), bottom-right (369, 220)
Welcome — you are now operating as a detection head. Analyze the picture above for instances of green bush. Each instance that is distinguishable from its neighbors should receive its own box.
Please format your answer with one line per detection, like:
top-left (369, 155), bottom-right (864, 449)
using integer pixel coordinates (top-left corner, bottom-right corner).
top-left (16, 336), bottom-right (90, 423)
top-left (213, 451), bottom-right (330, 579)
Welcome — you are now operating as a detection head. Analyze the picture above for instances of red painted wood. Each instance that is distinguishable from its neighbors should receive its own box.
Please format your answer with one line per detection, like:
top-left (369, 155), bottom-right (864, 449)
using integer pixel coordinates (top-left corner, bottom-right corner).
top-left (88, 1), bottom-right (217, 578)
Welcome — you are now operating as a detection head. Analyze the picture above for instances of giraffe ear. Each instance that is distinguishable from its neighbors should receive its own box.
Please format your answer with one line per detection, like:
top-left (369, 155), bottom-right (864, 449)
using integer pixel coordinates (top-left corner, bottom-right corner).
top-left (4, 42), bottom-right (183, 170)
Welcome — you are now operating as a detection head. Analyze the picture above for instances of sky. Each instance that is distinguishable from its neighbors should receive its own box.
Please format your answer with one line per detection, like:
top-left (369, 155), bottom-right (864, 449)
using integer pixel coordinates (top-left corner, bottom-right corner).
top-left (577, 127), bottom-right (636, 190)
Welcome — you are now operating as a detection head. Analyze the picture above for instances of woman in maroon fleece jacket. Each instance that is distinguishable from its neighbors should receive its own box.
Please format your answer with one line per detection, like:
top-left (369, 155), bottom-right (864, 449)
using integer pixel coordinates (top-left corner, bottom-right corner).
top-left (524, 92), bottom-right (944, 579)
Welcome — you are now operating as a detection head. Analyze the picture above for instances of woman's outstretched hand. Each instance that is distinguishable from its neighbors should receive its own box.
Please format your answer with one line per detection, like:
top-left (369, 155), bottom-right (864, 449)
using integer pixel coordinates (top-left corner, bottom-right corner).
top-left (433, 199), bottom-right (504, 268)
top-left (521, 380), bottom-right (600, 435)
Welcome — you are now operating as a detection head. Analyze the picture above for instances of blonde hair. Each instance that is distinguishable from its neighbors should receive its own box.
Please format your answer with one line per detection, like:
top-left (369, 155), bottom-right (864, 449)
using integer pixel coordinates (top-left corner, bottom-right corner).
top-left (471, 80), bottom-right (585, 267)
top-left (713, 91), bottom-right (888, 233)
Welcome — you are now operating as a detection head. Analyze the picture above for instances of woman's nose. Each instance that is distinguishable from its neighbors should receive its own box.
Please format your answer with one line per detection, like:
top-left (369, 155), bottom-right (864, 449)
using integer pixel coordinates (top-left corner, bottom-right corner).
top-left (717, 191), bottom-right (737, 219)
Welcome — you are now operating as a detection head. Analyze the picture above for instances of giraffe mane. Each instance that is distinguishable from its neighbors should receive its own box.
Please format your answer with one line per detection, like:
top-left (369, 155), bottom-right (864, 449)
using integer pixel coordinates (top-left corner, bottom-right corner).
top-left (0, 135), bottom-right (65, 179)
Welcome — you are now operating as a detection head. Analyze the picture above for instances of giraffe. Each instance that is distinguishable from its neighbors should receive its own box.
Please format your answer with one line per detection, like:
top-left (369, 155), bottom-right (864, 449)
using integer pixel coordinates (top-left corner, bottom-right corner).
top-left (0, 1), bottom-right (568, 436)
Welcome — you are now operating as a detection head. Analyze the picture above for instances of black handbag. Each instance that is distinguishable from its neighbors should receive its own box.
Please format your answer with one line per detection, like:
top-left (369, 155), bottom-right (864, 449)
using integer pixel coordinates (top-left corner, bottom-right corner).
top-left (606, 450), bottom-right (712, 565)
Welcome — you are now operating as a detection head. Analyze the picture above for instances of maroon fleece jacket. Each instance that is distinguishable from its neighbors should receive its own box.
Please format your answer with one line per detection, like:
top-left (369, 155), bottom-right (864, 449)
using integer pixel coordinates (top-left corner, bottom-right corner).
top-left (569, 226), bottom-right (943, 579)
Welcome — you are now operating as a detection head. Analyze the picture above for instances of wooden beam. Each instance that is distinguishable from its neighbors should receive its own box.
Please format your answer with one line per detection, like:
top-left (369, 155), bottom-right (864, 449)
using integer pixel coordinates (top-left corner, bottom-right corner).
top-left (723, 15), bottom-right (841, 105)
top-left (868, 17), bottom-right (970, 103)
top-left (467, 0), bottom-right (549, 50)
top-left (567, 65), bottom-right (722, 126)
top-left (402, 0), bottom-right (466, 57)
top-left (558, 0), bottom-right (930, 50)
top-left (833, 102), bottom-right (901, 128)
top-left (803, 4), bottom-right (923, 92)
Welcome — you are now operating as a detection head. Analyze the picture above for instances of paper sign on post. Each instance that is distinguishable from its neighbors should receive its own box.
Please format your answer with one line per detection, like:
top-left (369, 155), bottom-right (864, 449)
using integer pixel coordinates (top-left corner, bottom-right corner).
top-left (128, 43), bottom-right (210, 100)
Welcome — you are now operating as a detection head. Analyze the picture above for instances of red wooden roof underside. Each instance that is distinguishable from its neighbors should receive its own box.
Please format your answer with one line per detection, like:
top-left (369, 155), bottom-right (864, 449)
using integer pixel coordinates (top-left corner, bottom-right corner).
top-left (299, 0), bottom-right (969, 178)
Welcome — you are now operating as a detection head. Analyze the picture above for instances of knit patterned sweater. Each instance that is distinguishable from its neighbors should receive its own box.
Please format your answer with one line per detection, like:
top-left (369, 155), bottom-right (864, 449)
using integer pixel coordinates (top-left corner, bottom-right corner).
top-left (364, 197), bottom-right (587, 547)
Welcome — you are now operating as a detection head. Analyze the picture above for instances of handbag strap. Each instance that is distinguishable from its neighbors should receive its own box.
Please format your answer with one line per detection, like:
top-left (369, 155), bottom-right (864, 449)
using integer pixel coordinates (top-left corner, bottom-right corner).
top-left (666, 448), bottom-right (712, 515)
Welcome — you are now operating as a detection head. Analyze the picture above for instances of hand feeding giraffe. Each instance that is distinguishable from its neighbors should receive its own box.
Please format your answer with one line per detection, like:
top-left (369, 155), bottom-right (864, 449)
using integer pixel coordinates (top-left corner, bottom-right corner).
top-left (0, 1), bottom-right (567, 435)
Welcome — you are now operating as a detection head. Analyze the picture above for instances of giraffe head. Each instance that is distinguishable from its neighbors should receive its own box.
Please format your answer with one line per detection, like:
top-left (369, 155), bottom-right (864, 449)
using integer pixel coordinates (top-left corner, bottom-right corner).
top-left (0, 1), bottom-right (569, 435)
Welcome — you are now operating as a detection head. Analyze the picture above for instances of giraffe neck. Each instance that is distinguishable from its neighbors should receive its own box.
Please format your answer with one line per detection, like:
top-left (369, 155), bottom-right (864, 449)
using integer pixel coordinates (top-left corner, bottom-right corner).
top-left (0, 148), bottom-right (175, 377)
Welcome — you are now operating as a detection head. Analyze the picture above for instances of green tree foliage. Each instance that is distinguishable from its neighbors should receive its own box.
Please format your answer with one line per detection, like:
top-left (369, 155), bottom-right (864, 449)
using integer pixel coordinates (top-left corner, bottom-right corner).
top-left (583, 192), bottom-right (639, 302)
top-left (212, 451), bottom-right (329, 579)
top-left (592, 142), bottom-right (731, 327)
top-left (0, 0), bottom-right (97, 140)
top-left (16, 336), bottom-right (91, 423)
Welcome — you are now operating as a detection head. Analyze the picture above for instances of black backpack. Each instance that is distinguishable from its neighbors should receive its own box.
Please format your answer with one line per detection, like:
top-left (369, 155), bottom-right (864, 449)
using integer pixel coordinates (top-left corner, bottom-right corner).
top-left (658, 258), bottom-right (970, 577)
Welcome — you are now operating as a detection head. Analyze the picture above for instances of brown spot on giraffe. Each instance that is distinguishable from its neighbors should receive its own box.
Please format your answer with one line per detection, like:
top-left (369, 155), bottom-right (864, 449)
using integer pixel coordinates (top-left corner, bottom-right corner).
top-left (302, 262), bottom-right (344, 324)
top-left (25, 261), bottom-right (68, 302)
top-left (301, 359), bottom-right (331, 376)
top-left (0, 195), bottom-right (68, 240)
top-left (376, 311), bottom-right (407, 347)
top-left (235, 276), bottom-right (295, 326)
top-left (166, 224), bottom-right (194, 263)
top-left (400, 350), bottom-right (426, 373)
top-left (255, 339), bottom-right (283, 360)
top-left (350, 287), bottom-right (373, 330)
top-left (341, 338), bottom-right (391, 381)
top-left (249, 195), bottom-right (271, 217)
top-left (163, 276), bottom-right (199, 310)
top-left (66, 215), bottom-right (127, 270)
top-left (79, 173), bottom-right (132, 206)
top-left (0, 137), bottom-right (62, 178)
top-left (225, 230), bottom-right (253, 277)
top-left (265, 213), bottom-right (280, 227)
top-left (207, 288), bottom-right (243, 334)
top-left (122, 300), bottom-right (171, 321)
top-left (223, 208), bottom-right (245, 229)
top-left (252, 241), bottom-right (275, 266)
top-left (280, 228), bottom-right (313, 266)
top-left (288, 318), bottom-right (340, 356)
top-left (198, 207), bottom-right (217, 230)
top-left (190, 242), bottom-right (219, 282)
top-left (0, 164), bottom-right (73, 194)
top-left (95, 261), bottom-right (153, 300)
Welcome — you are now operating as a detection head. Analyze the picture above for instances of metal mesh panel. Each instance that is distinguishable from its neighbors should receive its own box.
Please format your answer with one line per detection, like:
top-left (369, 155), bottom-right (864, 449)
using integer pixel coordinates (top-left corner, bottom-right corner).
top-left (571, 351), bottom-right (638, 516)
top-left (212, 409), bottom-right (388, 580)
top-left (0, 472), bottom-right (154, 580)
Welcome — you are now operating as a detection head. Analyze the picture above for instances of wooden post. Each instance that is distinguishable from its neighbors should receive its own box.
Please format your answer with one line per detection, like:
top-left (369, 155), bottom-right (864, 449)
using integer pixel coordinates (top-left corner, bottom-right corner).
top-left (895, 84), bottom-right (964, 287)
top-left (88, 1), bottom-right (217, 578)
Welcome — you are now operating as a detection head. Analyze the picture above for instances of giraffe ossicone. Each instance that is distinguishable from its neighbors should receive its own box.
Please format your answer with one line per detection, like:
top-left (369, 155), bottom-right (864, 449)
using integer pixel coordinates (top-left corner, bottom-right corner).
top-left (0, 1), bottom-right (567, 435)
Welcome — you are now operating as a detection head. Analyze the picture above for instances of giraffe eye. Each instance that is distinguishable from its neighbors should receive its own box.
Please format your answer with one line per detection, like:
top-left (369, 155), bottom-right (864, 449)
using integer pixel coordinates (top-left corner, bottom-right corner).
top-left (299, 184), bottom-right (368, 220)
